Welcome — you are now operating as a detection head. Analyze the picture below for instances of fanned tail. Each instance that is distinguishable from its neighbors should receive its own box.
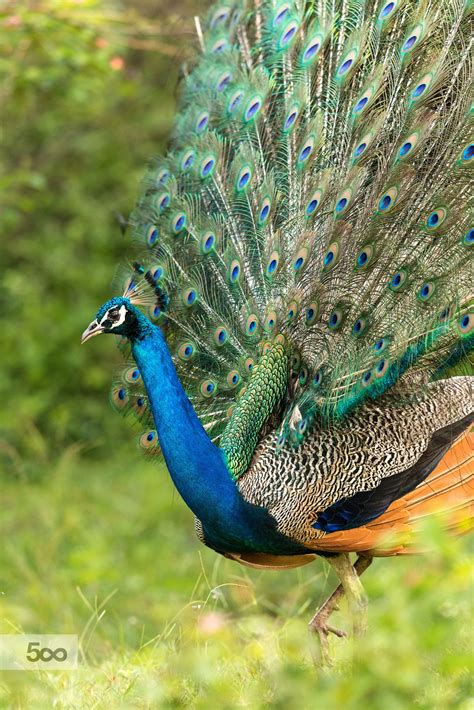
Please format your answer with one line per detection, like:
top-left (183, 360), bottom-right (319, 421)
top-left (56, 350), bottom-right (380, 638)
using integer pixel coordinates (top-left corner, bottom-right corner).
top-left (109, 0), bottom-right (473, 463)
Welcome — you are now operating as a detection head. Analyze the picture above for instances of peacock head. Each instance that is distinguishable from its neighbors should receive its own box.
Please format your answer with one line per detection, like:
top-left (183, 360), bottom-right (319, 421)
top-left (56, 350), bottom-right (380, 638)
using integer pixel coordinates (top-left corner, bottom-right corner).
top-left (81, 297), bottom-right (142, 343)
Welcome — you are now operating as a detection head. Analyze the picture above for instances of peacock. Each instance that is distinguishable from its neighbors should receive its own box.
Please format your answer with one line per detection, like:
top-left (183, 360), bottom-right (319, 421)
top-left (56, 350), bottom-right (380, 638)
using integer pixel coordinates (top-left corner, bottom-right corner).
top-left (82, 0), bottom-right (474, 651)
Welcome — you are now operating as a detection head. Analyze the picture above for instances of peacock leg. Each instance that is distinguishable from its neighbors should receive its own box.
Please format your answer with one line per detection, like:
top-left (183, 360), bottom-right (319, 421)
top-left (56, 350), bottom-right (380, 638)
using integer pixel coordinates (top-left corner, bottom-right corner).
top-left (308, 554), bottom-right (373, 659)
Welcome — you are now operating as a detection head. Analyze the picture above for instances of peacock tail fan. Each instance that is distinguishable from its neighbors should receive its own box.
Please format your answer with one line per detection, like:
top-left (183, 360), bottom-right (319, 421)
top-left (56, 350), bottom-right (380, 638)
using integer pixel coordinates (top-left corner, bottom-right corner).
top-left (110, 0), bottom-right (473, 466)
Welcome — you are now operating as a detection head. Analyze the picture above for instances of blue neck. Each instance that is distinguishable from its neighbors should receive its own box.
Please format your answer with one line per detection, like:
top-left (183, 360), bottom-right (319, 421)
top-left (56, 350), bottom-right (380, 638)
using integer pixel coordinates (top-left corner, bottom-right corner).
top-left (130, 313), bottom-right (309, 555)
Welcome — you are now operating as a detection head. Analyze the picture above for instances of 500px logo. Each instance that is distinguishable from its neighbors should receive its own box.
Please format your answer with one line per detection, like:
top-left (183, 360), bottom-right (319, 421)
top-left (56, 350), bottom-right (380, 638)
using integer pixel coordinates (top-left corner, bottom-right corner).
top-left (26, 641), bottom-right (69, 663)
top-left (0, 635), bottom-right (78, 670)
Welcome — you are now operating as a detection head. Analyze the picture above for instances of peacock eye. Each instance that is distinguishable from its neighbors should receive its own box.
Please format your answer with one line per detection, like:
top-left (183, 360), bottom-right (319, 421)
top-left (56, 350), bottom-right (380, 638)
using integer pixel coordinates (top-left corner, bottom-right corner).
top-left (107, 308), bottom-right (120, 321)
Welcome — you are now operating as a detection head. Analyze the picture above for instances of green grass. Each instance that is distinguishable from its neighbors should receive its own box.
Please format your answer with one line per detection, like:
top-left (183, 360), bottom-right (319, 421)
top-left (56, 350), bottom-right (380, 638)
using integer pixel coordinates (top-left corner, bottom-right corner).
top-left (1, 447), bottom-right (472, 709)
top-left (1, 4), bottom-right (473, 707)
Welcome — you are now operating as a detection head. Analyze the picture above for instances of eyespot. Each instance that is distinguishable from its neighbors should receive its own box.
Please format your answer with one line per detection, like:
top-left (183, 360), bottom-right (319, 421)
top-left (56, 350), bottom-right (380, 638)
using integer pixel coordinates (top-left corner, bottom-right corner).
top-left (412, 83), bottom-right (426, 100)
top-left (182, 287), bottom-right (198, 306)
top-left (225, 370), bottom-right (240, 388)
top-left (140, 430), bottom-right (159, 450)
top-left (323, 242), bottom-right (339, 271)
top-left (336, 48), bottom-right (358, 79)
top-left (388, 269), bottom-right (408, 291)
top-left (305, 188), bottom-right (323, 217)
top-left (374, 357), bottom-right (390, 378)
top-left (180, 149), bottom-right (196, 171)
top-left (462, 227), bottom-right (474, 246)
top-left (352, 317), bottom-right (368, 336)
top-left (297, 418), bottom-right (308, 435)
top-left (111, 385), bottom-right (129, 410)
top-left (293, 247), bottom-right (309, 273)
top-left (244, 357), bottom-right (255, 373)
top-left (229, 259), bottom-right (241, 283)
top-left (278, 20), bottom-right (299, 51)
top-left (273, 4), bottom-right (290, 26)
top-left (156, 168), bottom-right (169, 185)
top-left (401, 25), bottom-right (422, 54)
top-left (374, 337), bottom-right (389, 352)
top-left (426, 207), bottom-right (447, 230)
top-left (200, 379), bottom-right (217, 397)
top-left (354, 96), bottom-right (368, 114)
top-left (377, 186), bottom-right (398, 213)
top-left (216, 71), bottom-right (232, 92)
top-left (361, 370), bottom-right (372, 387)
top-left (328, 307), bottom-right (344, 330)
top-left (283, 105), bottom-right (299, 133)
top-left (258, 197), bottom-right (271, 224)
top-left (244, 96), bottom-right (262, 122)
top-left (417, 281), bottom-right (435, 302)
top-left (211, 38), bottom-right (228, 54)
top-left (266, 250), bottom-right (280, 277)
top-left (286, 300), bottom-right (299, 322)
top-left (334, 188), bottom-right (352, 215)
top-left (124, 367), bottom-right (141, 384)
top-left (352, 141), bottom-right (367, 158)
top-left (210, 6), bottom-right (230, 29)
top-left (133, 396), bottom-right (147, 417)
top-left (305, 302), bottom-right (319, 326)
top-left (410, 72), bottom-right (433, 102)
top-left (264, 309), bottom-right (277, 331)
top-left (228, 90), bottom-right (244, 114)
top-left (178, 342), bottom-right (195, 361)
top-left (149, 304), bottom-right (163, 320)
top-left (245, 314), bottom-right (259, 336)
top-left (154, 191), bottom-right (170, 212)
top-left (195, 111), bottom-right (210, 133)
top-left (313, 369), bottom-right (322, 387)
top-left (200, 155), bottom-right (216, 179)
top-left (214, 326), bottom-right (228, 346)
top-left (297, 137), bottom-right (315, 167)
top-left (150, 264), bottom-right (165, 281)
top-left (379, 1), bottom-right (397, 21)
top-left (146, 225), bottom-right (159, 247)
top-left (231, 9), bottom-right (241, 26)
top-left (355, 244), bottom-right (374, 270)
top-left (458, 313), bottom-right (473, 335)
top-left (171, 211), bottom-right (187, 234)
top-left (301, 35), bottom-right (322, 65)
top-left (236, 165), bottom-right (252, 191)
top-left (276, 433), bottom-right (286, 450)
top-left (352, 128), bottom-right (377, 161)
top-left (438, 306), bottom-right (452, 323)
top-left (352, 84), bottom-right (376, 116)
top-left (201, 231), bottom-right (217, 254)
top-left (397, 132), bottom-right (419, 160)
top-left (461, 143), bottom-right (474, 163)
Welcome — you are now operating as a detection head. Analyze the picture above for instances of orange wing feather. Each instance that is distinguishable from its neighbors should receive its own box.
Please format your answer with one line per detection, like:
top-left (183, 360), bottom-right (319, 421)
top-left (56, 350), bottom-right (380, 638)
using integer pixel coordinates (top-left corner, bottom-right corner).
top-left (226, 432), bottom-right (473, 570)
top-left (312, 431), bottom-right (473, 557)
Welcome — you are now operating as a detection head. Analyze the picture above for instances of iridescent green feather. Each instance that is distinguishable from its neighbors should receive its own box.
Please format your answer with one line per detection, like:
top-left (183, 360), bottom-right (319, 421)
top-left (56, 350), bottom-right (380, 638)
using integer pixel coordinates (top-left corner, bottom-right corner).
top-left (113, 0), bottom-right (473, 470)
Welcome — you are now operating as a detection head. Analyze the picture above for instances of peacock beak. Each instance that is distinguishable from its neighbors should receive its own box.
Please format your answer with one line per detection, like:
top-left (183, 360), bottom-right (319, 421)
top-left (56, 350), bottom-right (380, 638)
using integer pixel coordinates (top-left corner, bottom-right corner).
top-left (81, 319), bottom-right (104, 343)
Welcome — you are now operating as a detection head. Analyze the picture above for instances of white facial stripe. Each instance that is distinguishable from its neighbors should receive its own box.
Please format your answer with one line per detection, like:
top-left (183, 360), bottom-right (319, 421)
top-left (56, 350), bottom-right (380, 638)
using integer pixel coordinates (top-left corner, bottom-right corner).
top-left (100, 304), bottom-right (127, 329)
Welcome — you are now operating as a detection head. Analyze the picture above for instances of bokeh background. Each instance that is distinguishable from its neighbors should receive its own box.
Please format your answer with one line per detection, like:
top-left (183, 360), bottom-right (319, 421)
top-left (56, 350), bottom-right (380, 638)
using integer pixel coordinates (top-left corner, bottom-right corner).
top-left (1, 1), bottom-right (472, 707)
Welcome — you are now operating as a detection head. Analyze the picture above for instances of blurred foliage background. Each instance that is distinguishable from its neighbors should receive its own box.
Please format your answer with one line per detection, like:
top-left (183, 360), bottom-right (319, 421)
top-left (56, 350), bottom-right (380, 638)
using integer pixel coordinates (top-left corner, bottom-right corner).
top-left (0, 1), bottom-right (472, 707)
top-left (1, 0), bottom-right (197, 470)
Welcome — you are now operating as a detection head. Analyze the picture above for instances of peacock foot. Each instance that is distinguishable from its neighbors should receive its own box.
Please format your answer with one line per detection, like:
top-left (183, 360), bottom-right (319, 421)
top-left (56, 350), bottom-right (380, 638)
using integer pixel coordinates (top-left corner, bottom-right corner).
top-left (308, 553), bottom-right (373, 664)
